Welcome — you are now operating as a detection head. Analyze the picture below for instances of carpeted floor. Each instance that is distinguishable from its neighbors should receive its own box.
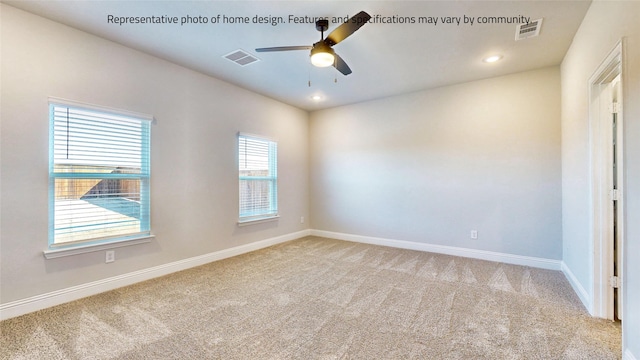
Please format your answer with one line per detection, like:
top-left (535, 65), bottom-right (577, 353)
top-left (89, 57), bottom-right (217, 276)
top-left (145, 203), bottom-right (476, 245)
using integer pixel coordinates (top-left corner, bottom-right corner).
top-left (0, 236), bottom-right (621, 359)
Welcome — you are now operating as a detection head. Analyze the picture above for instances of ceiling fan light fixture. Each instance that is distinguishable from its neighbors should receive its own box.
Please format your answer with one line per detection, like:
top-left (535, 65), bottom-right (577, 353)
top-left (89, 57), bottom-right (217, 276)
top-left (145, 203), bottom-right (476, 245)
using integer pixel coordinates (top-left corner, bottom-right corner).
top-left (310, 43), bottom-right (335, 67)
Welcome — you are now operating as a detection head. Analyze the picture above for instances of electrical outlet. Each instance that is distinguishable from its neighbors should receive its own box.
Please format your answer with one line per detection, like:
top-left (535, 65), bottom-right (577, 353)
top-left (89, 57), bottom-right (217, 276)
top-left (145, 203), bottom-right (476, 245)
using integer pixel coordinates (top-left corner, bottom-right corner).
top-left (470, 230), bottom-right (478, 239)
top-left (300, 216), bottom-right (305, 224)
top-left (106, 250), bottom-right (115, 263)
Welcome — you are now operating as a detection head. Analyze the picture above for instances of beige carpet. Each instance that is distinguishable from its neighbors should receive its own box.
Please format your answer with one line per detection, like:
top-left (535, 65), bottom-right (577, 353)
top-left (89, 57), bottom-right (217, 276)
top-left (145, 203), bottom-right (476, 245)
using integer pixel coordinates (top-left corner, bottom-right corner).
top-left (1, 236), bottom-right (621, 359)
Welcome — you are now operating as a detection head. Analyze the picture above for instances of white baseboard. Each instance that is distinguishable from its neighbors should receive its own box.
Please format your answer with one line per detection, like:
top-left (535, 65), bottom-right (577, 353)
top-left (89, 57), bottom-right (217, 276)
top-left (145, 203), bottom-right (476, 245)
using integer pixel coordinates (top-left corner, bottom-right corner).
top-left (626, 349), bottom-right (638, 360)
top-left (0, 229), bottom-right (311, 321)
top-left (310, 230), bottom-right (562, 270)
top-left (560, 261), bottom-right (593, 314)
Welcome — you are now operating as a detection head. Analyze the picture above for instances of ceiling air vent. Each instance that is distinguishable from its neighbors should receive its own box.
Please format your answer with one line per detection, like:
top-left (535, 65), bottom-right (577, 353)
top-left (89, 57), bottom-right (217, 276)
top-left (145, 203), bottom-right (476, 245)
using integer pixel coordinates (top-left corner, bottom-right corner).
top-left (515, 18), bottom-right (543, 41)
top-left (224, 49), bottom-right (259, 66)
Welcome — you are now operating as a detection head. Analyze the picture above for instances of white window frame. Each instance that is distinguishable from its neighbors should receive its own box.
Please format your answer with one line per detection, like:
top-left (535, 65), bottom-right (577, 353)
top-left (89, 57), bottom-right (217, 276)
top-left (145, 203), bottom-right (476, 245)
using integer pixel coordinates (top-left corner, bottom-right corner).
top-left (44, 98), bottom-right (153, 259)
top-left (237, 133), bottom-right (278, 225)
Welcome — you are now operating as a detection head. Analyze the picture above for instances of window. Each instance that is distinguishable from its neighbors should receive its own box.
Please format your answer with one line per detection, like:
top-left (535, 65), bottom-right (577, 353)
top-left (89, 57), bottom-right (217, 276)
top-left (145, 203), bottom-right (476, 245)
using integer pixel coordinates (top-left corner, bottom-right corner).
top-left (49, 100), bottom-right (151, 248)
top-left (238, 133), bottom-right (278, 223)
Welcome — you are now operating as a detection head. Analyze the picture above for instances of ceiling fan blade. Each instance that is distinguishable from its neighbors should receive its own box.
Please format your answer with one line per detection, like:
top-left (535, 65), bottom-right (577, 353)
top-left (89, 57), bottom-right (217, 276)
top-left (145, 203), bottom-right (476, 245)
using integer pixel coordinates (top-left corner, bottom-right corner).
top-left (255, 46), bottom-right (312, 52)
top-left (325, 11), bottom-right (371, 46)
top-left (333, 53), bottom-right (352, 76)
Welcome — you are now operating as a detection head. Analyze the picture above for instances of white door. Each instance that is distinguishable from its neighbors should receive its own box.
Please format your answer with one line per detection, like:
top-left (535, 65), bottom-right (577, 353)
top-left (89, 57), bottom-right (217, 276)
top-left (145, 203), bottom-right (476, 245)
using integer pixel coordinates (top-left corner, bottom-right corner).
top-left (589, 42), bottom-right (623, 321)
top-left (610, 75), bottom-right (623, 320)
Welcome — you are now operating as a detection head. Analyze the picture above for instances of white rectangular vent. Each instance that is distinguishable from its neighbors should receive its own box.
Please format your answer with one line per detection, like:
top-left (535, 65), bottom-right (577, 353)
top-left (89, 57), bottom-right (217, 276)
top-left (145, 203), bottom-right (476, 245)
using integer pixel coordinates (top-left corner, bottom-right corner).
top-left (224, 49), bottom-right (259, 66)
top-left (515, 18), bottom-right (543, 41)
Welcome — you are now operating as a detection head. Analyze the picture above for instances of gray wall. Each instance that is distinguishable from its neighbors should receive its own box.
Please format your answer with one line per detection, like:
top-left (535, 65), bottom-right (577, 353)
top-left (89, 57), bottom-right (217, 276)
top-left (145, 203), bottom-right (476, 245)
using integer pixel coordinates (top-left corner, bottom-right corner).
top-left (309, 67), bottom-right (562, 260)
top-left (0, 5), bottom-right (309, 304)
top-left (561, 1), bottom-right (640, 357)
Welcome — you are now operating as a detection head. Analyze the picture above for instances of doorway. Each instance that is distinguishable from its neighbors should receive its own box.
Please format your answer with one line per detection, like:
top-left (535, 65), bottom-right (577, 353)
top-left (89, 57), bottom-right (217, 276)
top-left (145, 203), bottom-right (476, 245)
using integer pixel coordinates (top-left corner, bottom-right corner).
top-left (589, 41), bottom-right (624, 321)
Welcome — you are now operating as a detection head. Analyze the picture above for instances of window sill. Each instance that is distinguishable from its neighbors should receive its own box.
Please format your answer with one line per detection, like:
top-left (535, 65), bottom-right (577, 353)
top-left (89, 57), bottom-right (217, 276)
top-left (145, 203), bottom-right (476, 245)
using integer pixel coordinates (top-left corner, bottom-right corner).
top-left (43, 235), bottom-right (154, 259)
top-left (237, 215), bottom-right (280, 227)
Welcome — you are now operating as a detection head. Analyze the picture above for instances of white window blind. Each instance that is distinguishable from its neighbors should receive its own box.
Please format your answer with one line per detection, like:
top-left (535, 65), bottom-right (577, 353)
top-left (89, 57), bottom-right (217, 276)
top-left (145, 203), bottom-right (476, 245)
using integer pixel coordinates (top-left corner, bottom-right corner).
top-left (238, 134), bottom-right (277, 222)
top-left (49, 102), bottom-right (151, 247)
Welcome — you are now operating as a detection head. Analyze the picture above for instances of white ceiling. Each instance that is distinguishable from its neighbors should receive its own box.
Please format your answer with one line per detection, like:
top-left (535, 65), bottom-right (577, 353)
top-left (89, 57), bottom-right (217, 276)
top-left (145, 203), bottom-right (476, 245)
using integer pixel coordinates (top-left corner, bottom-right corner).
top-left (3, 0), bottom-right (591, 111)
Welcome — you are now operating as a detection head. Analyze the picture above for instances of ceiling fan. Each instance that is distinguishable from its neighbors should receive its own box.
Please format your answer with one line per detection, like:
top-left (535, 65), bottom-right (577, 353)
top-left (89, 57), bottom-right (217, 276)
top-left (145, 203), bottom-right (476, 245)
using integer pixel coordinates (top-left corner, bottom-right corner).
top-left (255, 11), bottom-right (372, 76)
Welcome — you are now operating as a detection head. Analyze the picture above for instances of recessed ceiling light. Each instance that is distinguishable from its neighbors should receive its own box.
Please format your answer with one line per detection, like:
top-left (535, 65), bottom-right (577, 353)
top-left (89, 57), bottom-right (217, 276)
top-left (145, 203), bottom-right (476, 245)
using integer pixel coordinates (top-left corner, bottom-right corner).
top-left (483, 55), bottom-right (503, 63)
top-left (311, 95), bottom-right (323, 101)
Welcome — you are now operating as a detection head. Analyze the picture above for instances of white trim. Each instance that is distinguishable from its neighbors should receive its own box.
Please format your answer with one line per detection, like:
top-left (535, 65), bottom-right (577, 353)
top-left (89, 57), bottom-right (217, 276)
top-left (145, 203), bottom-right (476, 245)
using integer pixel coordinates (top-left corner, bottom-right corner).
top-left (0, 230), bottom-right (310, 321)
top-left (237, 131), bottom-right (277, 142)
top-left (561, 261), bottom-right (593, 313)
top-left (44, 235), bottom-right (154, 259)
top-left (48, 96), bottom-right (154, 122)
top-left (587, 40), bottom-right (624, 320)
top-left (624, 349), bottom-right (638, 360)
top-left (237, 215), bottom-right (280, 227)
top-left (310, 230), bottom-right (562, 271)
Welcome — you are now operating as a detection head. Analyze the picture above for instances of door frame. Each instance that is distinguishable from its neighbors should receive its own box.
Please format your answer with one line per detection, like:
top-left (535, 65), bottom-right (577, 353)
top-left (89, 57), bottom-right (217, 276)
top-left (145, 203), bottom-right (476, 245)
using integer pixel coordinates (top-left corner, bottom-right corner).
top-left (588, 40), bottom-right (624, 320)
